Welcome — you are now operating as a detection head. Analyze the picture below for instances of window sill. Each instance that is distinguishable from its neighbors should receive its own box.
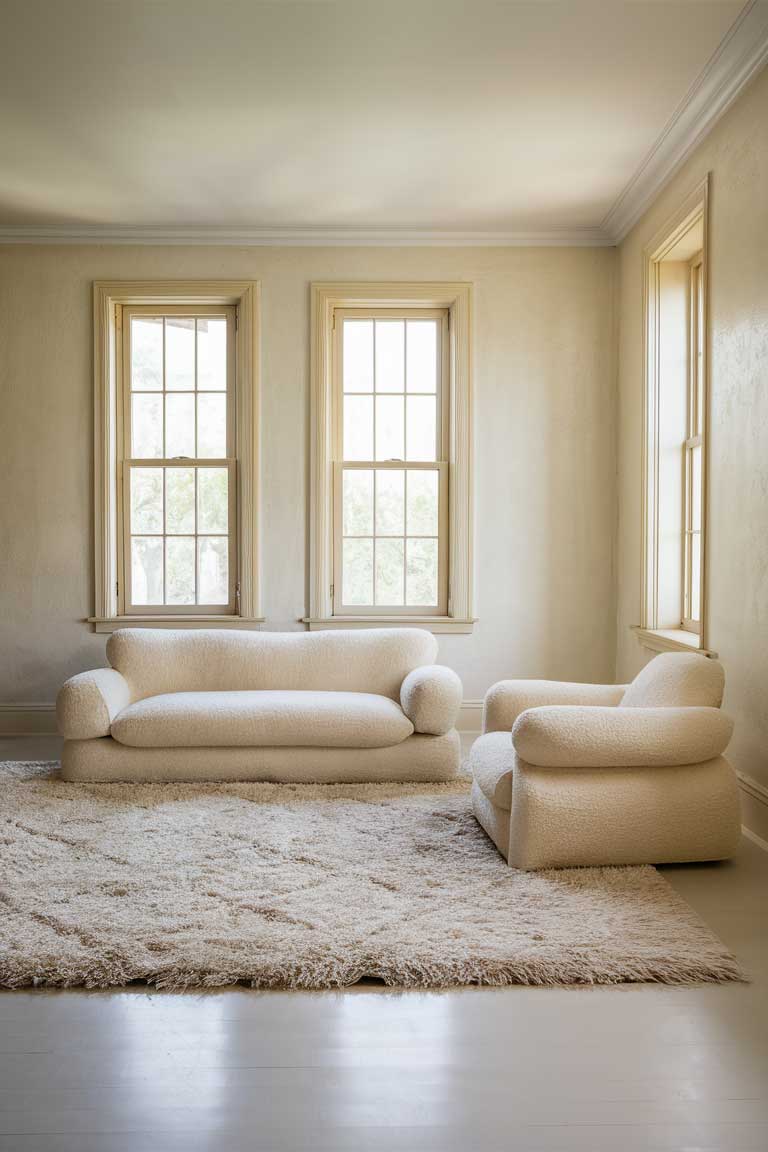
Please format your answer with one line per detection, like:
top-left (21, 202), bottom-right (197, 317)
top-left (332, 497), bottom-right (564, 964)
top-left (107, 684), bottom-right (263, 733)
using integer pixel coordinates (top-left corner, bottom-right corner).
top-left (88, 616), bottom-right (265, 634)
top-left (302, 616), bottom-right (476, 635)
top-left (631, 626), bottom-right (717, 658)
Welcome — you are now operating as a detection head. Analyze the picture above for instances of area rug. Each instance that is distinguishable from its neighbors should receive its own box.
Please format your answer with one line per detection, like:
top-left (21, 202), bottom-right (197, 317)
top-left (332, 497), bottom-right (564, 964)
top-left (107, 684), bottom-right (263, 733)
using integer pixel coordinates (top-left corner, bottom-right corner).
top-left (0, 761), bottom-right (743, 989)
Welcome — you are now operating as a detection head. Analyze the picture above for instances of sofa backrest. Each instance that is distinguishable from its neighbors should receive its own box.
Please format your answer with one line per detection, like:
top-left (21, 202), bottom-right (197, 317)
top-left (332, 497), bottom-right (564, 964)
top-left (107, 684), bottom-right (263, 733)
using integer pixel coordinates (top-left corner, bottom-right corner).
top-left (107, 628), bottom-right (438, 702)
top-left (619, 652), bottom-right (724, 709)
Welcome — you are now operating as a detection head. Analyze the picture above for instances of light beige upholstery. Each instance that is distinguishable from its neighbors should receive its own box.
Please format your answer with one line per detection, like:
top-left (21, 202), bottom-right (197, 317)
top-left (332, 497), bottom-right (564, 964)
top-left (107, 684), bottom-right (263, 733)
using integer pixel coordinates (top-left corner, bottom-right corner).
top-left (471, 654), bottom-right (741, 869)
top-left (400, 665), bottom-right (462, 735)
top-left (483, 679), bottom-right (626, 734)
top-left (111, 690), bottom-right (413, 749)
top-left (619, 651), bottom-right (724, 708)
top-left (57, 627), bottom-right (461, 783)
top-left (512, 705), bottom-right (733, 768)
top-left (57, 668), bottom-right (131, 740)
top-left (107, 627), bottom-right (437, 702)
top-left (62, 731), bottom-right (461, 783)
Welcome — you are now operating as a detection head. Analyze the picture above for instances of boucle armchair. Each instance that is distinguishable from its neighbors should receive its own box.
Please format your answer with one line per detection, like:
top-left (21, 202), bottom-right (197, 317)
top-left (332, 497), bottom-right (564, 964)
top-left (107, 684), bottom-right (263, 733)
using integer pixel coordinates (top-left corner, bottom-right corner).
top-left (470, 653), bottom-right (741, 869)
top-left (57, 628), bottom-right (463, 783)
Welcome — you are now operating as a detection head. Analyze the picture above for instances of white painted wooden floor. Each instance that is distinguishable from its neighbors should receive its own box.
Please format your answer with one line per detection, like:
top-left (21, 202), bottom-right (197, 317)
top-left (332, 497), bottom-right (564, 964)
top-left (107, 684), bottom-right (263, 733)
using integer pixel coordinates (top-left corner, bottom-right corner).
top-left (2, 735), bottom-right (767, 1152)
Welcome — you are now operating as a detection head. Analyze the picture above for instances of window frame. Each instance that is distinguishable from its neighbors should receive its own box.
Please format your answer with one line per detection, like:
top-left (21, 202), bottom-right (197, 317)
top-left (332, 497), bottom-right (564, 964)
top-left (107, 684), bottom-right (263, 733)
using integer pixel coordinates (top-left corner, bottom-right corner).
top-left (91, 281), bottom-right (262, 633)
top-left (637, 177), bottom-right (712, 657)
top-left (307, 282), bottom-right (474, 634)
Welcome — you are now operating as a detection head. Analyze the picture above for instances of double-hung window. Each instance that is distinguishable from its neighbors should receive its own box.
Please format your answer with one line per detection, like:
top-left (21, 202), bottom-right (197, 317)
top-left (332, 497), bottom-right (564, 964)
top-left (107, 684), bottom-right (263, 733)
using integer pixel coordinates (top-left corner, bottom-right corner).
top-left (122, 306), bottom-right (236, 614)
top-left (682, 255), bottom-right (704, 633)
top-left (309, 282), bottom-right (473, 634)
top-left (92, 281), bottom-right (261, 632)
top-left (334, 310), bottom-right (448, 615)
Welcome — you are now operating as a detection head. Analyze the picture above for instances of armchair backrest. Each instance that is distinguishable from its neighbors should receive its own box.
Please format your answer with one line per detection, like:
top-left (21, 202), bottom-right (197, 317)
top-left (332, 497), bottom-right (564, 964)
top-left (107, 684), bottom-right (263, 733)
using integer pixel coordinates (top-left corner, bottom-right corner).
top-left (619, 652), bottom-right (724, 709)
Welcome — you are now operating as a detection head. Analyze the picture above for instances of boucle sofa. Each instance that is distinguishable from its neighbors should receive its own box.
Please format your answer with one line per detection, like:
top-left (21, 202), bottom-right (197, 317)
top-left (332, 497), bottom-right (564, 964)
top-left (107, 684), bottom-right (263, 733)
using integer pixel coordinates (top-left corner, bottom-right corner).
top-left (471, 653), bottom-right (741, 869)
top-left (57, 628), bottom-right (463, 783)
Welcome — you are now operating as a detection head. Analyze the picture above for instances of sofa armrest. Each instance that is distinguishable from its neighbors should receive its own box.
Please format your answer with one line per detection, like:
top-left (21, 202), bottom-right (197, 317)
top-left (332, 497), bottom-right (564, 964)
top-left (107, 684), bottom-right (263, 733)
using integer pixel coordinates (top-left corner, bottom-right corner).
top-left (56, 668), bottom-right (131, 740)
top-left (483, 680), bottom-right (627, 734)
top-left (400, 665), bottom-right (462, 736)
top-left (512, 705), bottom-right (734, 768)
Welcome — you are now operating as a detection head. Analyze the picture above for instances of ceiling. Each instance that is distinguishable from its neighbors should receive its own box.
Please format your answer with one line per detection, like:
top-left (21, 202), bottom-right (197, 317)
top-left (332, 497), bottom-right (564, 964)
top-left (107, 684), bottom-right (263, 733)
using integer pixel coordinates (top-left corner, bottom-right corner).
top-left (0, 0), bottom-right (761, 243)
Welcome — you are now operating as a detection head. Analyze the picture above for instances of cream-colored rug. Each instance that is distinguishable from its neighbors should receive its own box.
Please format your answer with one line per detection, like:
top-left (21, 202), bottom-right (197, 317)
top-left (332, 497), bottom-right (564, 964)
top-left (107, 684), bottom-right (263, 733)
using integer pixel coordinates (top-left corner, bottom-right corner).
top-left (1, 762), bottom-right (742, 989)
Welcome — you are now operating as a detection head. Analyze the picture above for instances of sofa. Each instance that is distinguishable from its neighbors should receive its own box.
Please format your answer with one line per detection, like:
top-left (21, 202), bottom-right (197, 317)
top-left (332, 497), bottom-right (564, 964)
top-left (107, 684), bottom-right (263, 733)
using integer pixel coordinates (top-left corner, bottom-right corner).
top-left (57, 628), bottom-right (463, 783)
top-left (470, 652), bottom-right (741, 869)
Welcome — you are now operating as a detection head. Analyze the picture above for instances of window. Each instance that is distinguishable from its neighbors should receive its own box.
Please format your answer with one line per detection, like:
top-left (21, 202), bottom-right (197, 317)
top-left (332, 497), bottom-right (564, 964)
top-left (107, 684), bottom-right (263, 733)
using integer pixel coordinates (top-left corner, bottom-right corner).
top-left (683, 256), bottom-right (704, 633)
top-left (309, 283), bottom-right (473, 633)
top-left (334, 311), bottom-right (448, 615)
top-left (122, 307), bottom-right (236, 614)
top-left (92, 281), bottom-right (261, 632)
top-left (639, 179), bottom-right (710, 655)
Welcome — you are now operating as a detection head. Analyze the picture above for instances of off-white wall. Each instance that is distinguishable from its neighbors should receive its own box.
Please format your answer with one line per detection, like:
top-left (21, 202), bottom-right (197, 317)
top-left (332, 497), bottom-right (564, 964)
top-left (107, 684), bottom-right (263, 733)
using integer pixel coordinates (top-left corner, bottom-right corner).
top-left (615, 65), bottom-right (768, 837)
top-left (0, 245), bottom-right (617, 706)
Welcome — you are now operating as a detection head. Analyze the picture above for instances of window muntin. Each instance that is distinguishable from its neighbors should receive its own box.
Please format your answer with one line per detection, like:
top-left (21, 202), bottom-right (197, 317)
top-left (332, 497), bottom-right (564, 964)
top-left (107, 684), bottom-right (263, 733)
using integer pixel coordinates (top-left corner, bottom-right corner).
top-left (682, 255), bottom-right (704, 633)
top-left (121, 306), bottom-right (237, 614)
top-left (332, 310), bottom-right (449, 615)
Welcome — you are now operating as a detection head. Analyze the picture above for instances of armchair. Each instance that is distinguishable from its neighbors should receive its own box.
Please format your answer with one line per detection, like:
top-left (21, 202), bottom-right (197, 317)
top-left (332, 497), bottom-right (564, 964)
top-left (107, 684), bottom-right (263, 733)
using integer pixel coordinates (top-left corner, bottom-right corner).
top-left (470, 653), bottom-right (741, 869)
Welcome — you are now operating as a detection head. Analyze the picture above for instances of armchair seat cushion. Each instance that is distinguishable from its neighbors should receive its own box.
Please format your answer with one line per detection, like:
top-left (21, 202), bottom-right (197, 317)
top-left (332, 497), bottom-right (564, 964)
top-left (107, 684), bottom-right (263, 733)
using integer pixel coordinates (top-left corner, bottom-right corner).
top-left (470, 732), bottom-right (516, 810)
top-left (111, 690), bottom-right (414, 749)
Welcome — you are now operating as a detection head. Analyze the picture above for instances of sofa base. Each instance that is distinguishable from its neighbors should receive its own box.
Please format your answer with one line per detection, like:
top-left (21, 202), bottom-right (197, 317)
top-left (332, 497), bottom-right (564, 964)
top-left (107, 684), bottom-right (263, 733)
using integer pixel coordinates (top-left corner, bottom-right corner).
top-left (471, 739), bottom-right (742, 869)
top-left (61, 730), bottom-right (461, 783)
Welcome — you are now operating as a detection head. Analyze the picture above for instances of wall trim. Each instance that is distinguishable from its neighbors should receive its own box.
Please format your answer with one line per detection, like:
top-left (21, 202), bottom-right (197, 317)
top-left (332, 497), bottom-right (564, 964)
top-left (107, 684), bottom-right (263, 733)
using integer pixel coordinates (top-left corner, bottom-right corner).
top-left (0, 704), bottom-right (58, 735)
top-left (603, 0), bottom-right (768, 242)
top-left (457, 700), bottom-right (483, 732)
top-left (0, 225), bottom-right (612, 248)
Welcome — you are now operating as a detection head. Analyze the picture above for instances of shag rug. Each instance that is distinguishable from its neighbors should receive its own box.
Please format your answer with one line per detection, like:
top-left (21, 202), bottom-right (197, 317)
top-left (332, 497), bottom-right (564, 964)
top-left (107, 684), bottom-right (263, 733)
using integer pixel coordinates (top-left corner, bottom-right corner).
top-left (0, 761), bottom-right (743, 990)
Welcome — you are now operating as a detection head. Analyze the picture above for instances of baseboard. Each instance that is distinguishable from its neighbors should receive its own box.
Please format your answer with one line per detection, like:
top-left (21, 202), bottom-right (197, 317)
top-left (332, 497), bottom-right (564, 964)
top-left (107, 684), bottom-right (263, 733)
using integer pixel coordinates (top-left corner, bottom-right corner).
top-left (0, 704), bottom-right (58, 735)
top-left (737, 771), bottom-right (768, 851)
top-left (457, 700), bottom-right (483, 732)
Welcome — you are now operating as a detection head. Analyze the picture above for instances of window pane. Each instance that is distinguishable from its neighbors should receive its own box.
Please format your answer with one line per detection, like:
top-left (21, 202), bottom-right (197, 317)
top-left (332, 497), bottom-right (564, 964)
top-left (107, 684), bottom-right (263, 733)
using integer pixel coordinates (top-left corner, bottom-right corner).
top-left (375, 469), bottom-right (404, 535)
top-left (197, 318), bottom-right (227, 391)
top-left (342, 469), bottom-right (373, 536)
top-left (166, 537), bottom-right (195, 605)
top-left (197, 393), bottom-right (227, 458)
top-left (165, 468), bottom-right (195, 534)
top-left (131, 318), bottom-right (163, 391)
top-left (375, 395), bottom-right (404, 460)
top-left (407, 470), bottom-right (439, 536)
top-left (343, 395), bottom-right (373, 461)
top-left (375, 320), bottom-right (404, 393)
top-left (375, 538), bottom-right (404, 606)
top-left (406, 321), bottom-right (437, 393)
top-left (691, 444), bottom-right (702, 532)
top-left (343, 320), bottom-right (373, 393)
top-left (130, 468), bottom-right (163, 534)
top-left (406, 395), bottom-right (437, 461)
top-left (165, 318), bottom-right (195, 391)
top-left (198, 536), bottom-right (229, 604)
top-left (131, 537), bottom-right (164, 604)
top-left (165, 393), bottom-right (195, 458)
top-left (131, 394), bottom-right (163, 458)
top-left (406, 538), bottom-right (438, 606)
top-left (691, 533), bottom-right (701, 621)
top-left (342, 538), bottom-right (373, 605)
top-left (197, 467), bottom-right (229, 534)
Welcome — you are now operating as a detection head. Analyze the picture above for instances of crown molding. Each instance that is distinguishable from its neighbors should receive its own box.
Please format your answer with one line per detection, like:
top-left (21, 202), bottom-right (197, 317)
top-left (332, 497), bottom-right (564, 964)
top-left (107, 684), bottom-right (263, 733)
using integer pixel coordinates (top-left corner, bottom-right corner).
top-left (0, 223), bottom-right (613, 247)
top-left (603, 0), bottom-right (768, 244)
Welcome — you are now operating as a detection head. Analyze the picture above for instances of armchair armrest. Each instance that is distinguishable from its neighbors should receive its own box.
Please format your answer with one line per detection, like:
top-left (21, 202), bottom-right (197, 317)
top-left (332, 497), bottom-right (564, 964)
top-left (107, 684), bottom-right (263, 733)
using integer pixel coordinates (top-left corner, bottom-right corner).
top-left (400, 665), bottom-right (462, 735)
top-left (512, 705), bottom-right (733, 768)
top-left (483, 680), bottom-right (627, 733)
top-left (56, 668), bottom-right (131, 740)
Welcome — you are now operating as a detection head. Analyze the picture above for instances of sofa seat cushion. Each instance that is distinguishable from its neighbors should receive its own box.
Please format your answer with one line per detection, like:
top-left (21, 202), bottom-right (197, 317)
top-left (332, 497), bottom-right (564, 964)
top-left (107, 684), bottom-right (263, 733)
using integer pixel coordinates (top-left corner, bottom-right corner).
top-left (111, 691), bottom-right (414, 749)
top-left (470, 731), bottom-right (516, 811)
